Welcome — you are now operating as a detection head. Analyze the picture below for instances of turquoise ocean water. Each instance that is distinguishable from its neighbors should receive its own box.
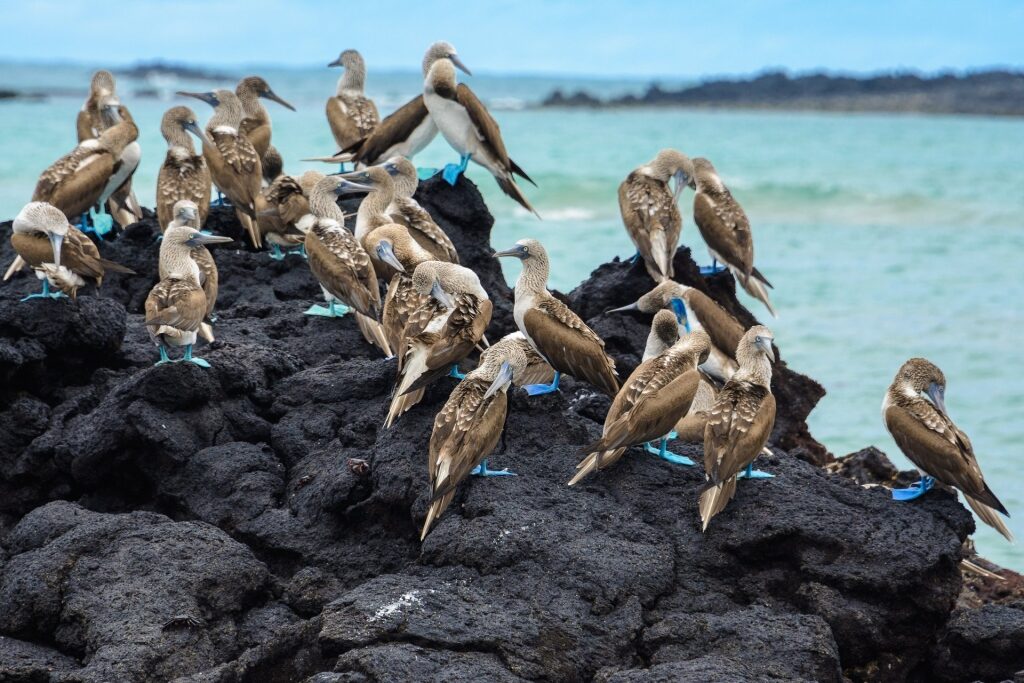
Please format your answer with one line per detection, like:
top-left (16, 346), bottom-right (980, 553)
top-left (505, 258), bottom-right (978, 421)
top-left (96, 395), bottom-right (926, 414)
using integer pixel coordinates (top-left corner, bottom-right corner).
top-left (1, 63), bottom-right (1022, 569)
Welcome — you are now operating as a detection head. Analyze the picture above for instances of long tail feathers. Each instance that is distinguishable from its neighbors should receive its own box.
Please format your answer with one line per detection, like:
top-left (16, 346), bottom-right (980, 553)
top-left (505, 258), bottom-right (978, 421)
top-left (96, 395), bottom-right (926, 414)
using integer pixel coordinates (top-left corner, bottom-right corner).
top-left (737, 271), bottom-right (777, 318)
top-left (650, 229), bottom-right (671, 280)
top-left (302, 153), bottom-right (355, 164)
top-left (355, 313), bottom-right (393, 357)
top-left (385, 346), bottom-right (428, 427)
top-left (198, 322), bottom-right (215, 343)
top-left (4, 255), bottom-right (27, 281)
top-left (568, 448), bottom-right (624, 486)
top-left (699, 477), bottom-right (738, 532)
top-left (98, 258), bottom-right (136, 275)
top-left (496, 174), bottom-right (540, 218)
top-left (421, 490), bottom-right (455, 541)
top-left (964, 494), bottom-right (1014, 542)
top-left (385, 387), bottom-right (424, 428)
top-left (237, 212), bottom-right (262, 249)
top-left (509, 158), bottom-right (537, 187)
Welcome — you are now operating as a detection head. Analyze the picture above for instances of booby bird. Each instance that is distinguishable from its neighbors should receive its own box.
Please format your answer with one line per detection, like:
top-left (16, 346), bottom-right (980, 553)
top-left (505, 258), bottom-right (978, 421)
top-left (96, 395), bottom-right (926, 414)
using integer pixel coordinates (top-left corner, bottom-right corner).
top-left (157, 106), bottom-right (212, 231)
top-left (883, 358), bottom-right (1012, 541)
top-left (420, 340), bottom-right (532, 539)
top-left (385, 262), bottom-right (492, 428)
top-left (76, 70), bottom-right (117, 141)
top-left (325, 50), bottom-right (379, 170)
top-left (304, 176), bottom-right (392, 355)
top-left (178, 89), bottom-right (263, 248)
top-left (146, 223), bottom-right (231, 367)
top-left (569, 322), bottom-right (710, 486)
top-left (699, 326), bottom-right (777, 532)
top-left (32, 103), bottom-right (138, 233)
top-left (381, 156), bottom-right (459, 262)
top-left (494, 239), bottom-right (618, 397)
top-left (364, 224), bottom-right (434, 354)
top-left (258, 174), bottom-right (311, 259)
top-left (618, 150), bottom-right (695, 282)
top-left (235, 76), bottom-right (295, 181)
top-left (162, 201), bottom-right (230, 341)
top-left (422, 42), bottom-right (538, 214)
top-left (691, 158), bottom-right (776, 317)
top-left (8, 201), bottom-right (133, 300)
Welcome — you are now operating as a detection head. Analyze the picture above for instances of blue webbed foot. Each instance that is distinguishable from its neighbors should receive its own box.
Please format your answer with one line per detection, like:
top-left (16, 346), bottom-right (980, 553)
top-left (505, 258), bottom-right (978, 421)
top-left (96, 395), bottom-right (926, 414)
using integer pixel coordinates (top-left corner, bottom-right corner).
top-left (337, 162), bottom-right (348, 174)
top-left (268, 244), bottom-right (286, 260)
top-left (288, 244), bottom-right (308, 260)
top-left (88, 209), bottom-right (114, 237)
top-left (154, 347), bottom-right (172, 366)
top-left (440, 153), bottom-right (472, 186)
top-left (628, 250), bottom-right (641, 264)
top-left (699, 258), bottom-right (727, 276)
top-left (20, 280), bottom-right (66, 301)
top-left (644, 438), bottom-right (696, 466)
top-left (304, 302), bottom-right (349, 317)
top-left (417, 167), bottom-right (439, 180)
top-left (523, 371), bottom-right (560, 396)
top-left (183, 345), bottom-right (211, 368)
top-left (449, 365), bottom-right (467, 380)
top-left (738, 463), bottom-right (775, 480)
top-left (470, 459), bottom-right (517, 477)
top-left (892, 475), bottom-right (934, 501)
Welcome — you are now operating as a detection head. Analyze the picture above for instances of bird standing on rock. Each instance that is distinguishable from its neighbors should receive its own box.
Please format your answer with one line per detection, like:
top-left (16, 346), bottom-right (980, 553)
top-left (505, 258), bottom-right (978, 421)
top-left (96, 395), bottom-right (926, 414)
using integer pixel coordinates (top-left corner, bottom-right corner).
top-left (258, 174), bottom-right (312, 260)
top-left (325, 50), bottom-right (379, 171)
top-left (156, 106), bottom-right (212, 232)
top-left (235, 76), bottom-right (295, 183)
top-left (699, 326), bottom-right (777, 532)
top-left (495, 239), bottom-right (619, 397)
top-left (380, 156), bottom-right (459, 263)
top-left (421, 41), bottom-right (538, 215)
top-left (364, 224), bottom-right (435, 354)
top-left (162, 200), bottom-right (226, 342)
top-left (883, 358), bottom-right (1012, 541)
top-left (618, 149), bottom-right (695, 282)
top-left (569, 319), bottom-right (710, 486)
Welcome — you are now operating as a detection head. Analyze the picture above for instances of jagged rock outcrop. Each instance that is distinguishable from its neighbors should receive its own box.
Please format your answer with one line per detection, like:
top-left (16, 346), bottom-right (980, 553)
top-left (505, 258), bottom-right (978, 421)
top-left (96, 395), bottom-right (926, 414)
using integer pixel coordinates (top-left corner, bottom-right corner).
top-left (0, 177), bottom-right (1019, 682)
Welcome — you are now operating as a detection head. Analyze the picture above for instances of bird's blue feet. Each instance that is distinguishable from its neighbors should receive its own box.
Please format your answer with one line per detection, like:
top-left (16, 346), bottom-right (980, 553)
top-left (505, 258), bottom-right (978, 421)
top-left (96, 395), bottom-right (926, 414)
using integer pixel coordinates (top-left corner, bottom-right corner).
top-left (644, 438), bottom-right (696, 466)
top-left (629, 250), bottom-right (641, 264)
top-left (523, 371), bottom-right (560, 396)
top-left (292, 244), bottom-right (308, 259)
top-left (892, 475), bottom-right (934, 501)
top-left (699, 259), bottom-right (727, 276)
top-left (449, 364), bottom-right (467, 380)
top-left (268, 244), bottom-right (286, 260)
top-left (183, 345), bottom-right (211, 368)
top-left (337, 162), bottom-right (348, 174)
top-left (304, 301), bottom-right (349, 317)
top-left (737, 462), bottom-right (775, 480)
top-left (212, 191), bottom-right (225, 208)
top-left (20, 279), bottom-right (66, 302)
top-left (440, 153), bottom-right (472, 186)
top-left (470, 458), bottom-right (516, 477)
top-left (155, 346), bottom-right (172, 366)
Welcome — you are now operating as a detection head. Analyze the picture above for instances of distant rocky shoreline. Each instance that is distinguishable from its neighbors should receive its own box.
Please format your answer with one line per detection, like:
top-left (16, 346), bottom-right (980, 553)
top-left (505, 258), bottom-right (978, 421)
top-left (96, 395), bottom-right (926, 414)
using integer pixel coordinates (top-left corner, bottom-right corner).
top-left (542, 69), bottom-right (1024, 116)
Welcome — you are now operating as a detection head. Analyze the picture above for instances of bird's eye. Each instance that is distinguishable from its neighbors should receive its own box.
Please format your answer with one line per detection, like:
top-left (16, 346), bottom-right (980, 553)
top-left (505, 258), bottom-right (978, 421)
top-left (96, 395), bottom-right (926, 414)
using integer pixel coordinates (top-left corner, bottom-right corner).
top-left (755, 336), bottom-right (762, 343)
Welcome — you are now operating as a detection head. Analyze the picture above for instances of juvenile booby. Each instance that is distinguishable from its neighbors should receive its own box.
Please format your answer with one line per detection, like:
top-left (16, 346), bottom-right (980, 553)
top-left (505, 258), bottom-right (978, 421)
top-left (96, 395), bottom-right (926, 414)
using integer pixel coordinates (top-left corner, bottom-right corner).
top-left (76, 70), bottom-right (117, 141)
top-left (495, 239), bottom-right (618, 396)
top-left (178, 89), bottom-right (263, 248)
top-left (883, 358), bottom-right (1012, 541)
top-left (691, 158), bottom-right (776, 317)
top-left (420, 340), bottom-right (531, 539)
top-left (235, 76), bottom-right (295, 181)
top-left (326, 50), bottom-right (380, 167)
top-left (422, 42), bottom-right (538, 214)
top-left (9, 201), bottom-right (133, 300)
top-left (569, 323), bottom-right (710, 486)
top-left (157, 106), bottom-right (212, 231)
top-left (258, 174), bottom-right (311, 259)
top-left (385, 262), bottom-right (492, 427)
top-left (364, 224), bottom-right (434, 353)
top-left (618, 150), bottom-right (695, 282)
top-left (304, 176), bottom-right (391, 355)
top-left (381, 156), bottom-right (459, 262)
top-left (146, 222), bottom-right (230, 366)
top-left (699, 326), bottom-right (777, 532)
top-left (162, 200), bottom-right (231, 341)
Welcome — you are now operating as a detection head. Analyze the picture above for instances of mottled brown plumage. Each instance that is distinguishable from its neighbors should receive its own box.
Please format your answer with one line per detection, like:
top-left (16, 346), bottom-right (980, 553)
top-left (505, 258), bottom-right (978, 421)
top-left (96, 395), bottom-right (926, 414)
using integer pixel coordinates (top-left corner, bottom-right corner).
top-left (258, 174), bottom-right (311, 250)
top-left (365, 225), bottom-right (435, 354)
top-left (236, 75), bottom-right (295, 163)
top-left (76, 70), bottom-right (117, 142)
top-left (381, 156), bottom-right (459, 262)
top-left (326, 50), bottom-right (380, 152)
top-left (156, 106), bottom-right (211, 231)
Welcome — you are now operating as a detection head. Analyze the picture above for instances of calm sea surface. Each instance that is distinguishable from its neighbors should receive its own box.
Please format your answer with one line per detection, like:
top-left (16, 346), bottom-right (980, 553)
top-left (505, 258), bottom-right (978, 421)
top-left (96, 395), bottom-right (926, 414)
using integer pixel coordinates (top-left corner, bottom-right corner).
top-left (2, 63), bottom-right (1022, 568)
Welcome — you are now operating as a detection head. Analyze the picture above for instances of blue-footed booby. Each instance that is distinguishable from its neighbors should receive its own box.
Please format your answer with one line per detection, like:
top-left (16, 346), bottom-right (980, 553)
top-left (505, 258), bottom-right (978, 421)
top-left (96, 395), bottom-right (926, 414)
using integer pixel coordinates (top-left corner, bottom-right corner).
top-left (495, 239), bottom-right (618, 396)
top-left (364, 224), bottom-right (434, 354)
top-left (157, 106), bottom-right (212, 232)
top-left (421, 42), bottom-right (538, 215)
top-left (691, 158), bottom-right (776, 316)
top-left (76, 70), bottom-right (117, 142)
top-left (420, 340), bottom-right (532, 540)
top-left (326, 50), bottom-right (379, 170)
top-left (618, 150), bottom-right (695, 282)
top-left (883, 358), bottom-right (1012, 541)
top-left (385, 262), bottom-right (492, 427)
top-left (162, 200), bottom-right (229, 342)
top-left (235, 76), bottom-right (295, 183)
top-left (699, 326), bottom-right (777, 532)
top-left (178, 89), bottom-right (264, 248)
top-left (8, 201), bottom-right (133, 300)
top-left (569, 321), bottom-right (710, 486)
top-left (146, 223), bottom-right (231, 366)
top-left (258, 174), bottom-right (311, 259)
top-left (381, 156), bottom-right (459, 262)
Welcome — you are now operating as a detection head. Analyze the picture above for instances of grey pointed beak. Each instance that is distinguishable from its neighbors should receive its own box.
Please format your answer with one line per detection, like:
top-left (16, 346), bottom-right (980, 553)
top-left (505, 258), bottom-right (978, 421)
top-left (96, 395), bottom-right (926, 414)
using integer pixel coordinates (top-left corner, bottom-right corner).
top-left (48, 232), bottom-right (64, 267)
top-left (333, 178), bottom-right (374, 195)
top-left (187, 233), bottom-right (234, 247)
top-left (756, 338), bottom-right (776, 362)
top-left (483, 360), bottom-right (514, 400)
top-left (430, 279), bottom-right (454, 308)
top-left (263, 89), bottom-right (295, 112)
top-left (927, 382), bottom-right (948, 416)
top-left (328, 58), bottom-right (343, 67)
top-left (184, 120), bottom-right (211, 146)
top-left (376, 241), bottom-right (405, 273)
top-left (177, 91), bottom-right (218, 108)
top-left (449, 54), bottom-right (472, 76)
top-left (607, 302), bottom-right (639, 314)
top-left (493, 245), bottom-right (528, 260)
top-left (673, 169), bottom-right (689, 201)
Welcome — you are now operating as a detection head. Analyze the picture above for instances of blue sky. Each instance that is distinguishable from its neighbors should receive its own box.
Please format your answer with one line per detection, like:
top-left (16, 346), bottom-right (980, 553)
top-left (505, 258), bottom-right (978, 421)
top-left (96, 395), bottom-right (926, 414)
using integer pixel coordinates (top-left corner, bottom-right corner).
top-left (2, 0), bottom-right (1020, 77)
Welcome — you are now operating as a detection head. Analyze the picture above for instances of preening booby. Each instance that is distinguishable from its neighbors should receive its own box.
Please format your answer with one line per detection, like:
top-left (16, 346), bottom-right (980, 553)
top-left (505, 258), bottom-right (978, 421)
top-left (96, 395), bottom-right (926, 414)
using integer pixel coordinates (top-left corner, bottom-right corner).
top-left (569, 322), bottom-right (710, 486)
top-left (258, 174), bottom-right (311, 259)
top-left (76, 70), bottom-right (117, 142)
top-left (325, 50), bottom-right (380, 168)
top-left (420, 341), bottom-right (532, 540)
top-left (619, 149), bottom-right (695, 282)
top-left (157, 106), bottom-right (212, 231)
top-left (146, 223), bottom-right (231, 367)
top-left (699, 326), bottom-right (777, 532)
top-left (385, 262), bottom-right (492, 428)
top-left (364, 224), bottom-right (434, 354)
top-left (178, 89), bottom-right (263, 248)
top-left (381, 156), bottom-right (459, 262)
top-left (691, 157), bottom-right (776, 317)
top-left (495, 239), bottom-right (618, 396)
top-left (421, 42), bottom-right (538, 215)
top-left (162, 200), bottom-right (229, 342)
top-left (235, 76), bottom-right (295, 182)
top-left (9, 201), bottom-right (134, 300)
top-left (883, 358), bottom-right (1012, 541)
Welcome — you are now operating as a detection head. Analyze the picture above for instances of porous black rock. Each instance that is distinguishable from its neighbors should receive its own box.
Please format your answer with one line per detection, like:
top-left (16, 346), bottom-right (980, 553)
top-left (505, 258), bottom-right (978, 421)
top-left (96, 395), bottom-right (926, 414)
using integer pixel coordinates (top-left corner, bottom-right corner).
top-left (0, 179), bottom-right (1014, 682)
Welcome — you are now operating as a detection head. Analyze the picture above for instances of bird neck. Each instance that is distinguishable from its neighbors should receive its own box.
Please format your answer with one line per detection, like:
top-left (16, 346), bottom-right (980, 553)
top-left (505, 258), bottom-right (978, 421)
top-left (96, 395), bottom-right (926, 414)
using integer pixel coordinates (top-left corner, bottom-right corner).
top-left (514, 257), bottom-right (549, 296)
top-left (99, 120), bottom-right (138, 156)
top-left (163, 126), bottom-right (195, 153)
top-left (425, 60), bottom-right (456, 93)
top-left (338, 65), bottom-right (365, 94)
top-left (159, 241), bottom-right (201, 284)
top-left (357, 188), bottom-right (395, 230)
top-left (734, 352), bottom-right (772, 389)
top-left (695, 172), bottom-right (724, 194)
top-left (237, 88), bottom-right (268, 122)
top-left (309, 188), bottom-right (346, 222)
top-left (642, 332), bottom-right (672, 362)
top-left (209, 100), bottom-right (243, 130)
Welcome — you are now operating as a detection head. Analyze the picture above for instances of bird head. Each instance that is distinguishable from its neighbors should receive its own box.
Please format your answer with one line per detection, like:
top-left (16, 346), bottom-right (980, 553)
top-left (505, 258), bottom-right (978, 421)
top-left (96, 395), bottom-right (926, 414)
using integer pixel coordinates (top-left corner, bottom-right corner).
top-left (897, 358), bottom-right (948, 415)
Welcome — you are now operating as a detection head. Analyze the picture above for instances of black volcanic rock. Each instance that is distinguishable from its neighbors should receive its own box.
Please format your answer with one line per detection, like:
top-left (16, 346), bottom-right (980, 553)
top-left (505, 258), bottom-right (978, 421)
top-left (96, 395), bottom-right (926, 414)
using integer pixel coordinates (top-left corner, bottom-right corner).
top-left (0, 178), bottom-right (1015, 682)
